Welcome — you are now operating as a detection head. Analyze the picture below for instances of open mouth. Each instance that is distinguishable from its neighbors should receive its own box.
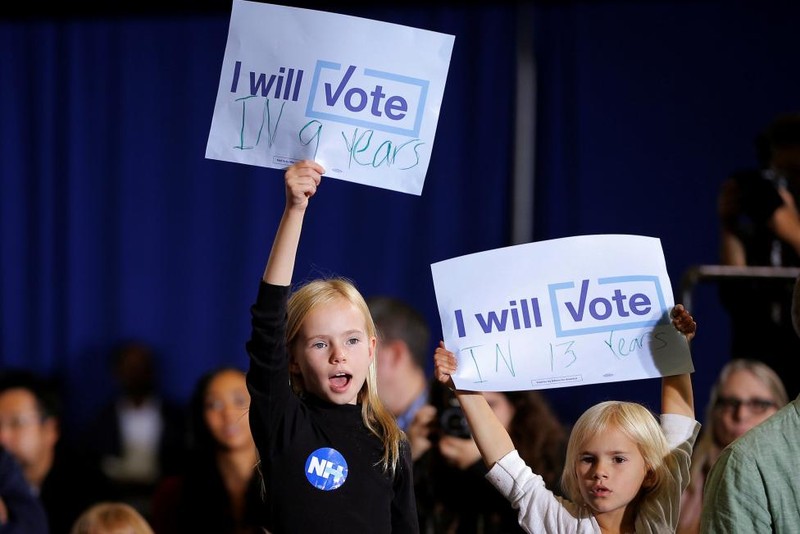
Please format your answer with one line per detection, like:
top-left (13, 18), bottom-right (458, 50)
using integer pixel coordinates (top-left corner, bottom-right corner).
top-left (330, 372), bottom-right (352, 391)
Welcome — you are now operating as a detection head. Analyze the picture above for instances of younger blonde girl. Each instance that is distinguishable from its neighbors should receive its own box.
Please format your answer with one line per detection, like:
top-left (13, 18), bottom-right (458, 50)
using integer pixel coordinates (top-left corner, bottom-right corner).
top-left (434, 305), bottom-right (699, 533)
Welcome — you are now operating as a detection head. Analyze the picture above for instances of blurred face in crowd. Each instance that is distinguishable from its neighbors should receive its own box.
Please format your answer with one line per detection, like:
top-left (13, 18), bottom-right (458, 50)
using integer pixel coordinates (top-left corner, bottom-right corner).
top-left (203, 370), bottom-right (253, 451)
top-left (0, 388), bottom-right (57, 486)
top-left (713, 368), bottom-right (780, 447)
top-left (116, 344), bottom-right (156, 400)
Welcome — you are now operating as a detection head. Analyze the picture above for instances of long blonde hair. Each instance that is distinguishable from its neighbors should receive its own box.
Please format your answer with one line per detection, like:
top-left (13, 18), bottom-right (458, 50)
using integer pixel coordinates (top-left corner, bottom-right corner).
top-left (286, 277), bottom-right (405, 475)
top-left (561, 401), bottom-right (673, 512)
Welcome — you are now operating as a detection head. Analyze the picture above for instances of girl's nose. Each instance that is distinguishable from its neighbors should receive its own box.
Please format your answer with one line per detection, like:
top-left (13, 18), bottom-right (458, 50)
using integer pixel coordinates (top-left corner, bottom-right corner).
top-left (592, 463), bottom-right (609, 479)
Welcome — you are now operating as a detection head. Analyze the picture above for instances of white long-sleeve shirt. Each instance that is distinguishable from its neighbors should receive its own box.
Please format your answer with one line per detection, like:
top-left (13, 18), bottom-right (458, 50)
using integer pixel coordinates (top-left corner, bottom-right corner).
top-left (486, 413), bottom-right (700, 533)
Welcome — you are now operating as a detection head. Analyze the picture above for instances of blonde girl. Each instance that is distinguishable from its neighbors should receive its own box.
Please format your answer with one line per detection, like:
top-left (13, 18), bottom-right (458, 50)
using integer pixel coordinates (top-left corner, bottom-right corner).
top-left (245, 161), bottom-right (417, 533)
top-left (434, 305), bottom-right (699, 533)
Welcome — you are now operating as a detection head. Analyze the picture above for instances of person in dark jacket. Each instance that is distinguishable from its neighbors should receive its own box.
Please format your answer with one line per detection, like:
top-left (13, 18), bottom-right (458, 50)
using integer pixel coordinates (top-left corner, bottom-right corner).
top-left (80, 340), bottom-right (187, 521)
top-left (0, 444), bottom-right (49, 534)
top-left (0, 370), bottom-right (110, 534)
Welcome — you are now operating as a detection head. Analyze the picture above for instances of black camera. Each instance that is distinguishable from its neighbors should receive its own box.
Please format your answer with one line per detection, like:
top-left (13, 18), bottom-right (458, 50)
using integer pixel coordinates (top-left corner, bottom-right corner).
top-left (430, 382), bottom-right (472, 439)
top-left (439, 403), bottom-right (470, 439)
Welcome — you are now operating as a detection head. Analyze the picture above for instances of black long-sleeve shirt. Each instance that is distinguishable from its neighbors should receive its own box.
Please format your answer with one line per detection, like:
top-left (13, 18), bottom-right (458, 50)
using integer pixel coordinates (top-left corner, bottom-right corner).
top-left (246, 282), bottom-right (418, 534)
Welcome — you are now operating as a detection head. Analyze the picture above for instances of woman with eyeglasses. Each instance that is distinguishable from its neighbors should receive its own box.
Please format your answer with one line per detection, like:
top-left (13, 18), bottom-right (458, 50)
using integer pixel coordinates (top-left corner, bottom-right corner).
top-left (677, 358), bottom-right (788, 534)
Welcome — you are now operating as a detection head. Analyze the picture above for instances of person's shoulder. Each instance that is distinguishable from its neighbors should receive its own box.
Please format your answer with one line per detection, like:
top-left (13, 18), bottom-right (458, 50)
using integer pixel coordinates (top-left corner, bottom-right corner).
top-left (729, 397), bottom-right (800, 449)
top-left (771, 395), bottom-right (800, 421)
top-left (711, 401), bottom-right (800, 488)
top-left (754, 396), bottom-right (799, 430)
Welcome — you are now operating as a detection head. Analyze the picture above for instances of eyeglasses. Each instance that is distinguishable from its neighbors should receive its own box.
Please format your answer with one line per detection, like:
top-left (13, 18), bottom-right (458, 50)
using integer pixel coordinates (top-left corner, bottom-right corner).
top-left (714, 397), bottom-right (776, 414)
top-left (0, 412), bottom-right (43, 431)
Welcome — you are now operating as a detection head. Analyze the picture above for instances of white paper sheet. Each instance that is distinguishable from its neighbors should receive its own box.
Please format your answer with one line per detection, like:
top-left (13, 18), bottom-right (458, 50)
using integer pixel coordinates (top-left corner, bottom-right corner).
top-left (206, 0), bottom-right (455, 196)
top-left (431, 234), bottom-right (694, 391)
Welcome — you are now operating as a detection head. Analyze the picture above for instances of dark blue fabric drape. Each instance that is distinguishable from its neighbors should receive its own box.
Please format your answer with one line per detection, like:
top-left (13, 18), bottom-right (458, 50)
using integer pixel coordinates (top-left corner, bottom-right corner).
top-left (2, 0), bottom-right (800, 435)
top-left (531, 0), bottom-right (800, 419)
top-left (1, 6), bottom-right (516, 434)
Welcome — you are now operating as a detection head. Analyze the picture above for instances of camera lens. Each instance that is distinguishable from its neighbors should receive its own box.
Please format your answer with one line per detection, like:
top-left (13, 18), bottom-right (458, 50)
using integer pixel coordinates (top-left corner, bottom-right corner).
top-left (439, 406), bottom-right (471, 439)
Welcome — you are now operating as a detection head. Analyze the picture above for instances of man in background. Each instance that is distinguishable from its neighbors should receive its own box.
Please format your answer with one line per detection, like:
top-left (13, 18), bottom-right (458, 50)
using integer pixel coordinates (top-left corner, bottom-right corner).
top-left (81, 340), bottom-right (186, 522)
top-left (367, 296), bottom-right (432, 438)
top-left (0, 369), bottom-right (109, 533)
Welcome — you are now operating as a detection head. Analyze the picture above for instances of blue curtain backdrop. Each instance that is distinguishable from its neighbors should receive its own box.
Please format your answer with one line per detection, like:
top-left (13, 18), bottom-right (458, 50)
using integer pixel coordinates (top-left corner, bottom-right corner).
top-left (2, 0), bottom-right (799, 438)
top-left (1, 4), bottom-right (517, 436)
top-left (530, 0), bottom-right (800, 421)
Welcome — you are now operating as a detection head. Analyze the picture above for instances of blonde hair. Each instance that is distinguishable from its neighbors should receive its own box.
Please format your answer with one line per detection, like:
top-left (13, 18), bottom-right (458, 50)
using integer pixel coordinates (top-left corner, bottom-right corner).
top-left (561, 401), bottom-right (673, 511)
top-left (286, 277), bottom-right (405, 475)
top-left (70, 502), bottom-right (154, 534)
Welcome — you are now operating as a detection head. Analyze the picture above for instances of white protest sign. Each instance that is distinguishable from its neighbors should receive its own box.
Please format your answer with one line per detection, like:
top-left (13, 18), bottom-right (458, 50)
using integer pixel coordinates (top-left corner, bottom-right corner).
top-left (430, 234), bottom-right (694, 391)
top-left (206, 0), bottom-right (455, 196)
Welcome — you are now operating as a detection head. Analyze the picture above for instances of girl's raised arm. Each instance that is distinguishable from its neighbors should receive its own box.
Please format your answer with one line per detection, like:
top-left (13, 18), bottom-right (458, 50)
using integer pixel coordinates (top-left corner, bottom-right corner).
top-left (263, 161), bottom-right (325, 285)
top-left (434, 341), bottom-right (515, 468)
top-left (661, 304), bottom-right (696, 418)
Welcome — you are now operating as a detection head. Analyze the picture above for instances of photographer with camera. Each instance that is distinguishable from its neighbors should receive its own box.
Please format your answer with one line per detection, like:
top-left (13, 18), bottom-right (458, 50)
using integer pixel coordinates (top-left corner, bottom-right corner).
top-left (416, 381), bottom-right (568, 533)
